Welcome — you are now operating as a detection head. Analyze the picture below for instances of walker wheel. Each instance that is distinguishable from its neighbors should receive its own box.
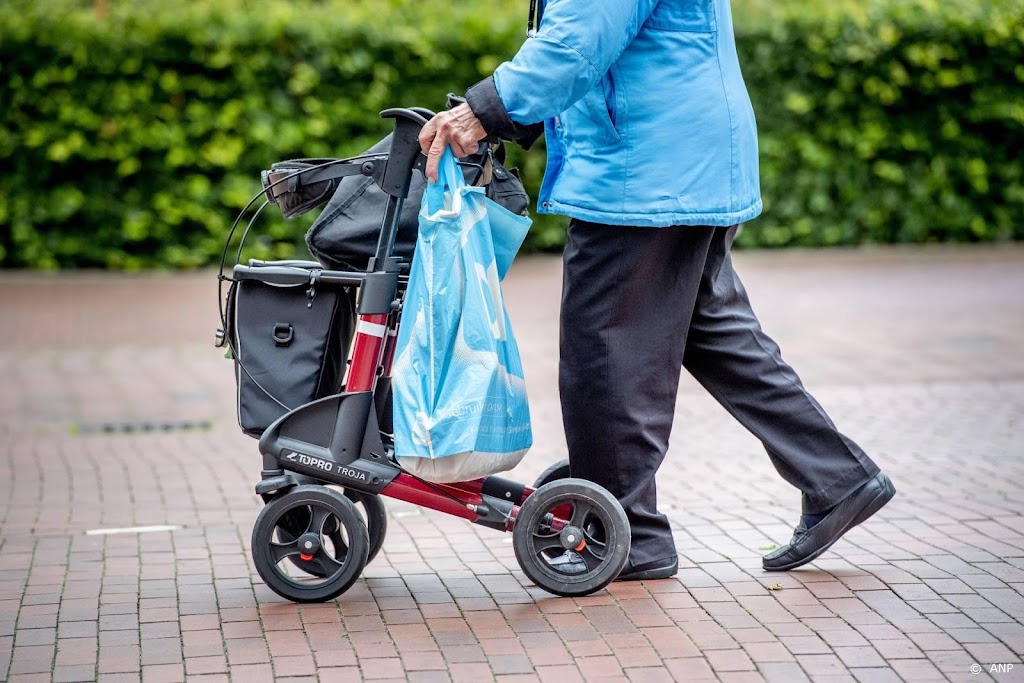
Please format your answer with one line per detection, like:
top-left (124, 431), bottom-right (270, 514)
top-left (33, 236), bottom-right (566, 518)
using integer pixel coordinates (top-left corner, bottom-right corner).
top-left (268, 488), bottom-right (388, 577)
top-left (533, 458), bottom-right (571, 488)
top-left (513, 479), bottom-right (630, 597)
top-left (252, 485), bottom-right (368, 603)
top-left (346, 490), bottom-right (388, 564)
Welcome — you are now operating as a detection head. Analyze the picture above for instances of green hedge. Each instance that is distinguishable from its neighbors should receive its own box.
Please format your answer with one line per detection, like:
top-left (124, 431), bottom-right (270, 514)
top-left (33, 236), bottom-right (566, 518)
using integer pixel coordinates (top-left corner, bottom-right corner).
top-left (1, 0), bottom-right (1022, 268)
top-left (0, 0), bottom-right (534, 269)
top-left (735, 0), bottom-right (1024, 247)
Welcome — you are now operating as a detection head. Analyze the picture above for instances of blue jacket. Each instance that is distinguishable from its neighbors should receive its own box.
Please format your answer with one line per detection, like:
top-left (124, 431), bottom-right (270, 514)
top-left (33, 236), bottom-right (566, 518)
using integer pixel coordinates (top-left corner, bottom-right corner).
top-left (466, 0), bottom-right (762, 228)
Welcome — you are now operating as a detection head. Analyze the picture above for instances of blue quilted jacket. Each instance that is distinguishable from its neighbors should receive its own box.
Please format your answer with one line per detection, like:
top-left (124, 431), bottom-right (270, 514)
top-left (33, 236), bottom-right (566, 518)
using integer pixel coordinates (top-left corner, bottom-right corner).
top-left (466, 0), bottom-right (762, 227)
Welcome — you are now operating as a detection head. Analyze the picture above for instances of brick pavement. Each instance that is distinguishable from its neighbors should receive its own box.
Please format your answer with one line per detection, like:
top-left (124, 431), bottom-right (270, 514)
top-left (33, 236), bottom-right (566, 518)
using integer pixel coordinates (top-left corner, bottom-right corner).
top-left (1, 245), bottom-right (1022, 682)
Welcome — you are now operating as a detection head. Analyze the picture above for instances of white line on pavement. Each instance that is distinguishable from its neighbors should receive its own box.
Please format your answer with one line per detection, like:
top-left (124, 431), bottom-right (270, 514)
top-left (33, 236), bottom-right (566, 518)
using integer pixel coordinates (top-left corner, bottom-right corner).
top-left (85, 525), bottom-right (181, 536)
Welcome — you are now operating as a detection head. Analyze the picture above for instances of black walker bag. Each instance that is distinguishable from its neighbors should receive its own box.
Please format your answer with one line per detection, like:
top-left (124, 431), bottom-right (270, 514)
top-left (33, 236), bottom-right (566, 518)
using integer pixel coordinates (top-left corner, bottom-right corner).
top-left (301, 136), bottom-right (529, 272)
top-left (227, 261), bottom-right (356, 437)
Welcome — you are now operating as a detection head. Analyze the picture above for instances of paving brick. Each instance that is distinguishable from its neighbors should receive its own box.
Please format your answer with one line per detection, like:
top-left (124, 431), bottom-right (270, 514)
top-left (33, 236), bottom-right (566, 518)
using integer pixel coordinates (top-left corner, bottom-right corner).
top-left (704, 649), bottom-right (756, 672)
top-left (757, 661), bottom-right (809, 683)
top-left (14, 628), bottom-right (56, 647)
top-left (55, 636), bottom-right (99, 667)
top-left (186, 655), bottom-right (229, 675)
top-left (8, 644), bottom-right (55, 675)
top-left (99, 630), bottom-right (139, 648)
top-left (886, 658), bottom-right (947, 681)
top-left (224, 662), bottom-right (274, 683)
top-left (58, 621), bottom-right (98, 639)
top-left (849, 667), bottom-right (903, 682)
top-left (97, 644), bottom-right (141, 674)
top-left (224, 638), bottom-right (269, 666)
top-left (535, 664), bottom-right (585, 683)
top-left (316, 666), bottom-right (363, 682)
top-left (360, 657), bottom-right (407, 679)
top-left (919, 648), bottom-right (974, 672)
top-left (577, 655), bottom-right (623, 679)
top-left (779, 635), bottom-right (831, 655)
top-left (313, 648), bottom-right (359, 668)
top-left (942, 628), bottom-right (999, 644)
top-left (905, 631), bottom-right (962, 652)
top-left (832, 646), bottom-right (886, 668)
top-left (142, 662), bottom-right (185, 683)
top-left (272, 654), bottom-right (317, 677)
top-left (623, 665), bottom-right (674, 682)
top-left (141, 636), bottom-right (182, 666)
top-left (448, 662), bottom-right (494, 682)
top-left (613, 645), bottom-right (663, 669)
top-left (52, 664), bottom-right (99, 682)
top-left (404, 671), bottom-right (454, 683)
top-left (795, 653), bottom-right (848, 676)
top-left (741, 641), bottom-right (794, 663)
top-left (96, 674), bottom-right (144, 683)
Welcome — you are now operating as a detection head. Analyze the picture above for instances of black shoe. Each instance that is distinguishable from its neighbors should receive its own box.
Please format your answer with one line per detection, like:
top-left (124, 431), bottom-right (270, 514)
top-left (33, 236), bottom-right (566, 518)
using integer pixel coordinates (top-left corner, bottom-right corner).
top-left (763, 472), bottom-right (895, 572)
top-left (615, 555), bottom-right (679, 581)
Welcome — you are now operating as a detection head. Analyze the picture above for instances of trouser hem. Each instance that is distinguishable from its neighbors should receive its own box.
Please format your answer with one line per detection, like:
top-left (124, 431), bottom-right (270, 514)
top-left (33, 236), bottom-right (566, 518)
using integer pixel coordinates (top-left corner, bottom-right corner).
top-left (802, 464), bottom-right (881, 514)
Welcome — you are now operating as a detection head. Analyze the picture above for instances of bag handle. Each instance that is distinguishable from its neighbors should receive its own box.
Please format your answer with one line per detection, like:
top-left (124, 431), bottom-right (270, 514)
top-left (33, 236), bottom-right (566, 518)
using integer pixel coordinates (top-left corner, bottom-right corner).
top-left (424, 148), bottom-right (467, 216)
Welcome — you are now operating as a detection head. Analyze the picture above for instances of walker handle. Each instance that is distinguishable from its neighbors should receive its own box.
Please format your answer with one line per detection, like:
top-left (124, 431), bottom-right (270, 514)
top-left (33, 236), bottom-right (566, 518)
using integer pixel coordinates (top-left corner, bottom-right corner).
top-left (379, 108), bottom-right (430, 199)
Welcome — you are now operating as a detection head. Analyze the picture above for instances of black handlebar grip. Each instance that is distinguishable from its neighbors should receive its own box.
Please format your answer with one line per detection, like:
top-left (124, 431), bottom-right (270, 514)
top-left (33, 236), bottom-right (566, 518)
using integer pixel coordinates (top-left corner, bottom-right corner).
top-left (409, 107), bottom-right (437, 120)
top-left (379, 108), bottom-right (430, 199)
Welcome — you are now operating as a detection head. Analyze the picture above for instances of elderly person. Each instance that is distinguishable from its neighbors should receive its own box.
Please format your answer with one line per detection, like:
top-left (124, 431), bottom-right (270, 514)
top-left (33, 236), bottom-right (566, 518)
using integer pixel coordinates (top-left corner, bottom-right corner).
top-left (419, 0), bottom-right (894, 580)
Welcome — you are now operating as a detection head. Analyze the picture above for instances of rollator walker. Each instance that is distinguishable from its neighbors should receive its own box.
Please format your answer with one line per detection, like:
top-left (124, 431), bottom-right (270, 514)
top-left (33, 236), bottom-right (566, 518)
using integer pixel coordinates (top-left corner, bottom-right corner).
top-left (218, 108), bottom-right (631, 602)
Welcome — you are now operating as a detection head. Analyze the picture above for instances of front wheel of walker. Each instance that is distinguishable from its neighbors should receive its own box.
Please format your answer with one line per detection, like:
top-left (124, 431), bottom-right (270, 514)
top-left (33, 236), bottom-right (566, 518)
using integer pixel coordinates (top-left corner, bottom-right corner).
top-left (513, 479), bottom-right (630, 597)
top-left (252, 485), bottom-right (369, 603)
top-left (265, 487), bottom-right (388, 577)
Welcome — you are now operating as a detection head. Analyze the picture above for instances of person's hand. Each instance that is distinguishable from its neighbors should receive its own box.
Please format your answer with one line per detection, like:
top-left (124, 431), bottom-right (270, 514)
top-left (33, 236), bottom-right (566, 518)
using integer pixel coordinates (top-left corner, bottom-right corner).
top-left (418, 104), bottom-right (488, 182)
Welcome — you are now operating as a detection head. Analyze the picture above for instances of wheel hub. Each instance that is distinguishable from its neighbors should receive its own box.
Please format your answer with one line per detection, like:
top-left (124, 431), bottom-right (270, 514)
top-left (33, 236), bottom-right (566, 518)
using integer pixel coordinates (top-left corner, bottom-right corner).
top-left (296, 532), bottom-right (321, 560)
top-left (559, 525), bottom-right (586, 551)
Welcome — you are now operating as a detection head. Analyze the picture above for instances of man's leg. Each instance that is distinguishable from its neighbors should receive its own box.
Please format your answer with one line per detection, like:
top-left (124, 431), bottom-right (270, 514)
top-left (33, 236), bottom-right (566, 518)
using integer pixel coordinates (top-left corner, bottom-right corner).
top-left (682, 227), bottom-right (892, 568)
top-left (559, 220), bottom-right (715, 570)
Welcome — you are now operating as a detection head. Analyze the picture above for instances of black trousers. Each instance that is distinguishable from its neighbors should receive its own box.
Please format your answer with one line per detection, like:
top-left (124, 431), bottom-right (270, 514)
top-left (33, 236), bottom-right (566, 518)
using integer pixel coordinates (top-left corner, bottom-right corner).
top-left (559, 221), bottom-right (880, 566)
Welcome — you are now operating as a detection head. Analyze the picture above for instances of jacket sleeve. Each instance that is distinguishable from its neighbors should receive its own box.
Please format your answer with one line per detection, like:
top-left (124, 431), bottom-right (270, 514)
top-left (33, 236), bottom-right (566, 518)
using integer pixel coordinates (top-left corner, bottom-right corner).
top-left (464, 77), bottom-right (545, 150)
top-left (483, 0), bottom-right (661, 126)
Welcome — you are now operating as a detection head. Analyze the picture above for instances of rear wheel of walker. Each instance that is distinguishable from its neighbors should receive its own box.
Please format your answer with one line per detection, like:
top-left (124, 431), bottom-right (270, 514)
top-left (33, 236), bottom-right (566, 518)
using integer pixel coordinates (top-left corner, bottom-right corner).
top-left (345, 490), bottom-right (388, 564)
top-left (267, 488), bottom-right (388, 577)
top-left (533, 459), bottom-right (571, 488)
top-left (252, 485), bottom-right (368, 603)
top-left (513, 479), bottom-right (630, 597)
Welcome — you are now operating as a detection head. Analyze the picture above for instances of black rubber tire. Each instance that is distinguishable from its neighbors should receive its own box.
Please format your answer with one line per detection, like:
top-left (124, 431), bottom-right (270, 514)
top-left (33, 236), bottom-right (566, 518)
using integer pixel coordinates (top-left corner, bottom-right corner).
top-left (513, 479), bottom-right (630, 597)
top-left (533, 459), bottom-right (571, 488)
top-left (267, 487), bottom-right (388, 576)
top-left (252, 485), bottom-right (368, 603)
top-left (344, 489), bottom-right (388, 564)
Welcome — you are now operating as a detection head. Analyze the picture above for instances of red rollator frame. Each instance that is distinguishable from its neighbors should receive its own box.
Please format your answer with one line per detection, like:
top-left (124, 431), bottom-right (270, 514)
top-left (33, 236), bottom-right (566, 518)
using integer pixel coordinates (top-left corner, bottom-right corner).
top-left (237, 108), bottom-right (631, 602)
top-left (346, 306), bottom-right (532, 524)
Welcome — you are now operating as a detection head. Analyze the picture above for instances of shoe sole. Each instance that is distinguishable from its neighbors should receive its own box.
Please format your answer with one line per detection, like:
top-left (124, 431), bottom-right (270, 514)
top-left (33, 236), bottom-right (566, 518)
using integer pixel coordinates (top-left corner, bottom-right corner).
top-left (615, 557), bottom-right (679, 582)
top-left (763, 474), bottom-right (896, 572)
top-left (615, 567), bottom-right (678, 582)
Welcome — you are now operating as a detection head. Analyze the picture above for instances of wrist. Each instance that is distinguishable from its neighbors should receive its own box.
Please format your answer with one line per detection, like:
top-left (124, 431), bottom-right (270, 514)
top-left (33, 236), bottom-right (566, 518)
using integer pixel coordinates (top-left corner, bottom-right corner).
top-left (465, 76), bottom-right (516, 139)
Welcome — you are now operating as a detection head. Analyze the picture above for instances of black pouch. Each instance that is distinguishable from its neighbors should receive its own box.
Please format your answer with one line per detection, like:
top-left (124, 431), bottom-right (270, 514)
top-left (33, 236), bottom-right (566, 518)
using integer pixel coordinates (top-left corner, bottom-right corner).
top-left (263, 158), bottom-right (339, 219)
top-left (304, 139), bottom-right (529, 272)
top-left (226, 262), bottom-right (356, 437)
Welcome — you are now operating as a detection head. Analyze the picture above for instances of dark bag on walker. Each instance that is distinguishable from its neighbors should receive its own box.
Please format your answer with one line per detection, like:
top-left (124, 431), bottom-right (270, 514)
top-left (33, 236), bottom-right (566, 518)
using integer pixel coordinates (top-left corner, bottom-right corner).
top-left (304, 137), bottom-right (528, 272)
top-left (226, 262), bottom-right (356, 437)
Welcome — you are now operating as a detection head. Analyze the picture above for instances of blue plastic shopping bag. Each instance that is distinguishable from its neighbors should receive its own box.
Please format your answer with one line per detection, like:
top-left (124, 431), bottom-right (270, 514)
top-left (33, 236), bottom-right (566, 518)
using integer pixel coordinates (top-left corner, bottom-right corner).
top-left (392, 149), bottom-right (533, 482)
top-left (490, 197), bottom-right (531, 281)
